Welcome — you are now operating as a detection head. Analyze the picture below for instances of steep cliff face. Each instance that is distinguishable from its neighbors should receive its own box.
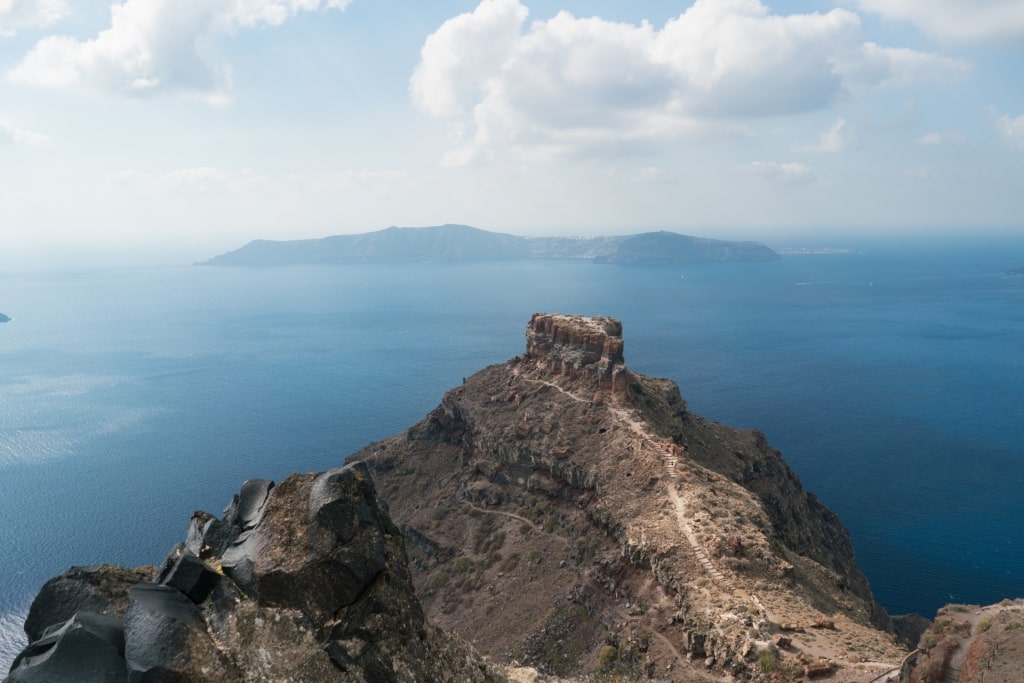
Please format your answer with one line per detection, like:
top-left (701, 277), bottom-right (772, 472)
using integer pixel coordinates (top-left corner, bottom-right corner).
top-left (358, 314), bottom-right (905, 681)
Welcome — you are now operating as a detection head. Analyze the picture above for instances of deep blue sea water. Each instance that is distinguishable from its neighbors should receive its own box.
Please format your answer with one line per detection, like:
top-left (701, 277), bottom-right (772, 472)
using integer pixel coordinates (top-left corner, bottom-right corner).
top-left (2, 242), bottom-right (1023, 668)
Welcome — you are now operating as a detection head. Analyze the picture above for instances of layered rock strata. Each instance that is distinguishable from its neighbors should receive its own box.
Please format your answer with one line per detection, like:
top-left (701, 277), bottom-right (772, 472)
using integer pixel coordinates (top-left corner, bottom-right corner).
top-left (525, 313), bottom-right (628, 396)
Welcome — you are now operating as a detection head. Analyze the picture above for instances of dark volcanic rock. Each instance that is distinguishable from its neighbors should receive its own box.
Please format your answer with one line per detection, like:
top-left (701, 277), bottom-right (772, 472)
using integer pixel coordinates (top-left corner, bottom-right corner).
top-left (222, 465), bottom-right (393, 623)
top-left (158, 552), bottom-right (220, 605)
top-left (222, 478), bottom-right (273, 531)
top-left (9, 463), bottom-right (510, 682)
top-left (124, 584), bottom-right (239, 682)
top-left (23, 565), bottom-right (156, 642)
top-left (6, 612), bottom-right (126, 683)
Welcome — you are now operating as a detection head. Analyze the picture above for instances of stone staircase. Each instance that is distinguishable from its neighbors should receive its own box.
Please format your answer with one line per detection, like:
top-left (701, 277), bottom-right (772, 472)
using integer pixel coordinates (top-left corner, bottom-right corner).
top-left (646, 438), bottom-right (736, 592)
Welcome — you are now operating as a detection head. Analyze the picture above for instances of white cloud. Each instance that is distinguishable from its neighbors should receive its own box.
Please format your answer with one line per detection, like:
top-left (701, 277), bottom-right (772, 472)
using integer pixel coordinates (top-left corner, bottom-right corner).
top-left (413, 0), bottom-right (969, 164)
top-left (0, 118), bottom-right (53, 146)
top-left (8, 0), bottom-right (351, 104)
top-left (0, 0), bottom-right (67, 37)
top-left (995, 114), bottom-right (1024, 150)
top-left (915, 129), bottom-right (964, 147)
top-left (740, 161), bottom-right (815, 184)
top-left (797, 118), bottom-right (850, 154)
top-left (853, 0), bottom-right (1024, 43)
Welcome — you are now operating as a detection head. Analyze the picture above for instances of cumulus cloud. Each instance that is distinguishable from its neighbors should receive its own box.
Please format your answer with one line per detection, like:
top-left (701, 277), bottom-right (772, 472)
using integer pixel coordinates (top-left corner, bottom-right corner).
top-left (740, 161), bottom-right (815, 185)
top-left (853, 0), bottom-right (1024, 43)
top-left (413, 0), bottom-right (968, 163)
top-left (8, 0), bottom-right (351, 103)
top-left (0, 0), bottom-right (68, 37)
top-left (0, 118), bottom-right (53, 146)
top-left (995, 114), bottom-right (1024, 150)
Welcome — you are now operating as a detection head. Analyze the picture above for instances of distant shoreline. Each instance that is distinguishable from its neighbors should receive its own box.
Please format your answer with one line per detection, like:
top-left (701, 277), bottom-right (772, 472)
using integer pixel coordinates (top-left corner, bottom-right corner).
top-left (776, 247), bottom-right (862, 255)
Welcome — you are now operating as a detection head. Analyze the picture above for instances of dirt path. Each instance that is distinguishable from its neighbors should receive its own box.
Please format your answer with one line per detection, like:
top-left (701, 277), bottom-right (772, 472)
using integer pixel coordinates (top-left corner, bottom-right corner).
top-left (464, 504), bottom-right (548, 536)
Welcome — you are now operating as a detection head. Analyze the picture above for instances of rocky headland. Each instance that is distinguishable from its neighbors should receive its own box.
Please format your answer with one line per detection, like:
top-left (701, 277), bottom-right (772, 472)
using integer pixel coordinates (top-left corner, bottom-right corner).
top-left (7, 314), bottom-right (1019, 682)
top-left (199, 224), bottom-right (780, 266)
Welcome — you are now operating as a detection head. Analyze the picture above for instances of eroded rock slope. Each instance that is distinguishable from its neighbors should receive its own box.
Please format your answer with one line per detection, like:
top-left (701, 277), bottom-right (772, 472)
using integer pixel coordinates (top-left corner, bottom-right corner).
top-left (357, 313), bottom-right (908, 681)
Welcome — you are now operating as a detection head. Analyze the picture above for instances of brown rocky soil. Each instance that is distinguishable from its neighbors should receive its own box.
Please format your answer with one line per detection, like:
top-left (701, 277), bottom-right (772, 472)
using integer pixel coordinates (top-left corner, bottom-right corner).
top-left (357, 314), bottom-right (908, 681)
top-left (903, 600), bottom-right (1024, 683)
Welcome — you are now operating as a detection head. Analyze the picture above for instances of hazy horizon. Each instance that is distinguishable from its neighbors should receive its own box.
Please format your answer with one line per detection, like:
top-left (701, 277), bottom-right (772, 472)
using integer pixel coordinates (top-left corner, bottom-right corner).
top-left (1, 0), bottom-right (1023, 264)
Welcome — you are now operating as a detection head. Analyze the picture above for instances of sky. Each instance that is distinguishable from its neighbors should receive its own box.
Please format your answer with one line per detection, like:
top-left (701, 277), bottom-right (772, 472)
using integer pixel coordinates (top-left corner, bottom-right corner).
top-left (1, 0), bottom-right (1023, 264)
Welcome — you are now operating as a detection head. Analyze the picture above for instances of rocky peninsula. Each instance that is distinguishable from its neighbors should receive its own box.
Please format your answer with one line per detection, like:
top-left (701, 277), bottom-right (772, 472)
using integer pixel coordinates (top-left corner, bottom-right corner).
top-left (6, 315), bottom-right (1018, 682)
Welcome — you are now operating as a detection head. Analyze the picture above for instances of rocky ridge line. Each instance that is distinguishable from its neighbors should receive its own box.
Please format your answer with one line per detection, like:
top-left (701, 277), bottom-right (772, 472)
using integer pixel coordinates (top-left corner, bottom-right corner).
top-left (359, 313), bottom-right (907, 680)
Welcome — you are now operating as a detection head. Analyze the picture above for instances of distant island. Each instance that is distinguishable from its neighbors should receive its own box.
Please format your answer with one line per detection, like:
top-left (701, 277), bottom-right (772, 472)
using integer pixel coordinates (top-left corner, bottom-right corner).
top-left (1008, 266), bottom-right (1024, 275)
top-left (775, 247), bottom-right (861, 255)
top-left (0, 313), bottom-right (10, 323)
top-left (199, 224), bottom-right (779, 266)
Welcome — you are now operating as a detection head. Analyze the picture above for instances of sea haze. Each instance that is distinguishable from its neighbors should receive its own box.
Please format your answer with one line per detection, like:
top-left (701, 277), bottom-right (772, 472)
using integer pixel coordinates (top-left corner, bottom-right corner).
top-left (1, 241), bottom-right (1023, 669)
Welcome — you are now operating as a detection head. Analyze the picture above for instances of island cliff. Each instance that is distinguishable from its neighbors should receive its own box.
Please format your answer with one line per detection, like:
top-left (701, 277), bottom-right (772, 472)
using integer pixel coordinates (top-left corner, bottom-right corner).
top-left (13, 315), bottom-right (1013, 682)
top-left (199, 225), bottom-right (780, 266)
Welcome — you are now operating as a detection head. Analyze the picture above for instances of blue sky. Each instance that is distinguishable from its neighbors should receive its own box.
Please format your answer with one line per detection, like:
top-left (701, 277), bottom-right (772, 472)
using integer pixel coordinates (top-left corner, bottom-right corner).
top-left (1, 0), bottom-right (1023, 263)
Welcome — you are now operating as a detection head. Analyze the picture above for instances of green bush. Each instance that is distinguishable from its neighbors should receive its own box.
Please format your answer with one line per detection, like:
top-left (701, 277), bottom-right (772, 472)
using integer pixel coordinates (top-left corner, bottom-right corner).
top-left (758, 651), bottom-right (778, 673)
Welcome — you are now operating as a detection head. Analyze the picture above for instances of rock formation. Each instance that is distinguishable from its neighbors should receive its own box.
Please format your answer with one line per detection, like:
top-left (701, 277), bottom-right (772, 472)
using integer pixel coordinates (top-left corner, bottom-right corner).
top-left (356, 313), bottom-right (908, 680)
top-left (0, 313), bottom-right (10, 323)
top-left (525, 314), bottom-right (627, 396)
top-left (5, 464), bottom-right (509, 683)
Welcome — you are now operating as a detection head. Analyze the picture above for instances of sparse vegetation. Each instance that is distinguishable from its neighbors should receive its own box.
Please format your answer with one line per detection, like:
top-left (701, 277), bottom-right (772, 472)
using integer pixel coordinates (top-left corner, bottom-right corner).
top-left (597, 644), bottom-right (619, 671)
top-left (757, 650), bottom-right (778, 673)
top-left (500, 552), bottom-right (520, 572)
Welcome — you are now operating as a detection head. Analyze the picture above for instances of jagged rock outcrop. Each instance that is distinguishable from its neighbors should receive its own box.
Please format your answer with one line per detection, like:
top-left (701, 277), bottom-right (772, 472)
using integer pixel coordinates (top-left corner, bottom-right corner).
top-left (5, 463), bottom-right (509, 683)
top-left (358, 313), bottom-right (907, 681)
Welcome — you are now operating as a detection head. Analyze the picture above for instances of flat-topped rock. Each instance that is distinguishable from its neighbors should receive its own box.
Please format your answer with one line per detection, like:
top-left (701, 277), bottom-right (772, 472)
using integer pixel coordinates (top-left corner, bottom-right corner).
top-left (524, 313), bottom-right (627, 395)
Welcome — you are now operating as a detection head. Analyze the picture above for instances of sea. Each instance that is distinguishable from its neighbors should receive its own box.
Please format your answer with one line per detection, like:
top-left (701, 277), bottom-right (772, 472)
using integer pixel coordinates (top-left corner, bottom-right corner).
top-left (2, 239), bottom-right (1023, 669)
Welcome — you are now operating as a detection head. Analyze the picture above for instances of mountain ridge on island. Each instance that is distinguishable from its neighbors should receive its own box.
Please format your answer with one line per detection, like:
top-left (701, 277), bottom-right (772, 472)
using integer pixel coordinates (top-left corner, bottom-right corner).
top-left (198, 224), bottom-right (780, 266)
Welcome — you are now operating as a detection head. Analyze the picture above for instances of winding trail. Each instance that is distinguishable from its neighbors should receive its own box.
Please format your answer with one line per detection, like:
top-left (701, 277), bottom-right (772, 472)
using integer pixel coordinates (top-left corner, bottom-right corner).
top-left (464, 504), bottom-right (544, 534)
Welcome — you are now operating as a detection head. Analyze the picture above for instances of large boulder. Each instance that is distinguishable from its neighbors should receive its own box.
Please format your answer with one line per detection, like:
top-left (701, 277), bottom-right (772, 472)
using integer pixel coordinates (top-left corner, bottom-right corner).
top-left (23, 565), bottom-right (155, 642)
top-left (124, 584), bottom-right (239, 682)
top-left (5, 612), bottom-right (126, 683)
